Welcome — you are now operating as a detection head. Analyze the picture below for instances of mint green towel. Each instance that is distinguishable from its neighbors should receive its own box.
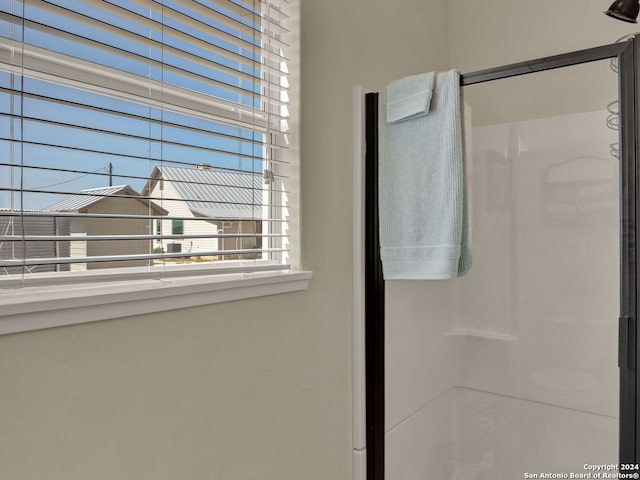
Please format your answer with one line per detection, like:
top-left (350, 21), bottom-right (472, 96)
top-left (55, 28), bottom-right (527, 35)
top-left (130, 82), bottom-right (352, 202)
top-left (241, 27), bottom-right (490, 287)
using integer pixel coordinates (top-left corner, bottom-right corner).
top-left (379, 70), bottom-right (472, 280)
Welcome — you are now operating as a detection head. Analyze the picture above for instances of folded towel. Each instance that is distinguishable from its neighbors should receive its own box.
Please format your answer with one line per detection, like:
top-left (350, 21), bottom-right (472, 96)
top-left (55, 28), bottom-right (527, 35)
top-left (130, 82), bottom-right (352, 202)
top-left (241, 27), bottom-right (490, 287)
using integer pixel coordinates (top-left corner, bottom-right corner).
top-left (378, 69), bottom-right (472, 280)
top-left (386, 72), bottom-right (436, 123)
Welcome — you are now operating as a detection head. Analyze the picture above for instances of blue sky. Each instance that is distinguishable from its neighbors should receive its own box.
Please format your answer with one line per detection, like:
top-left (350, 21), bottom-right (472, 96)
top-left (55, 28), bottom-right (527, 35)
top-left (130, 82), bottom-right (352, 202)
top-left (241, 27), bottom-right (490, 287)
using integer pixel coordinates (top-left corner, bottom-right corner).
top-left (0, 0), bottom-right (273, 210)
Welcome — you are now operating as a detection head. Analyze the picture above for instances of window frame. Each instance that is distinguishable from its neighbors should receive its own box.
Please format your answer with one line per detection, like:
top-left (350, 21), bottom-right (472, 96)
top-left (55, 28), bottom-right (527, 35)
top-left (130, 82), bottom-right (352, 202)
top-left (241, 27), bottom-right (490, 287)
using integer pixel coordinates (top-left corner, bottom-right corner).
top-left (0, 268), bottom-right (312, 335)
top-left (0, 0), bottom-right (306, 334)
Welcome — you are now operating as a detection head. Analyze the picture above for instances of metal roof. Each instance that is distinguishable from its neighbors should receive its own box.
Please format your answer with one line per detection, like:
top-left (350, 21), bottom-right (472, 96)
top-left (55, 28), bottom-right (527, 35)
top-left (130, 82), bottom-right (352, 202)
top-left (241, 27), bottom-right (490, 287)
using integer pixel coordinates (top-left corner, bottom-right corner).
top-left (44, 185), bottom-right (167, 214)
top-left (44, 185), bottom-right (129, 212)
top-left (151, 166), bottom-right (264, 220)
top-left (0, 208), bottom-right (44, 212)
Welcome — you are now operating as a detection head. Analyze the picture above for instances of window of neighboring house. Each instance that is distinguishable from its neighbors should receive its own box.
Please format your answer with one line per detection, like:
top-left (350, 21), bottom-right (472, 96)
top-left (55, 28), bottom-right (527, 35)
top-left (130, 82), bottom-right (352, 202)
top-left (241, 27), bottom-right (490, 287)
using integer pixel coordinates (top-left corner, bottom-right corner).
top-left (172, 219), bottom-right (184, 235)
top-left (0, 1), bottom-right (306, 332)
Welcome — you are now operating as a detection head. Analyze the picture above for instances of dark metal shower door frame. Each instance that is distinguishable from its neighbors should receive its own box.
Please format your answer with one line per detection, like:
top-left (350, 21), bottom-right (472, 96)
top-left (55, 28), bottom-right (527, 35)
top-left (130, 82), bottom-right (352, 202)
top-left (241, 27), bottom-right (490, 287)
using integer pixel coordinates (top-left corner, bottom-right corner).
top-left (365, 36), bottom-right (640, 480)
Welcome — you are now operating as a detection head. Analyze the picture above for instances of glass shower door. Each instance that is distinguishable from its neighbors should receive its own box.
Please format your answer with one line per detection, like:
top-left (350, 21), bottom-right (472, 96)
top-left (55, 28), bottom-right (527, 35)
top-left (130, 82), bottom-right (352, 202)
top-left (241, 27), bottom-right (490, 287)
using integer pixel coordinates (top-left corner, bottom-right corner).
top-left (384, 56), bottom-right (627, 480)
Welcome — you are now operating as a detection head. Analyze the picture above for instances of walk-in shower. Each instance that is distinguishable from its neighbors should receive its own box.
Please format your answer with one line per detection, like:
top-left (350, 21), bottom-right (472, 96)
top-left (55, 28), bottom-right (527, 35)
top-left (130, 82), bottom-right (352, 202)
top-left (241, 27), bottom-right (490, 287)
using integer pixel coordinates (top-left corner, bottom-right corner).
top-left (364, 37), bottom-right (640, 480)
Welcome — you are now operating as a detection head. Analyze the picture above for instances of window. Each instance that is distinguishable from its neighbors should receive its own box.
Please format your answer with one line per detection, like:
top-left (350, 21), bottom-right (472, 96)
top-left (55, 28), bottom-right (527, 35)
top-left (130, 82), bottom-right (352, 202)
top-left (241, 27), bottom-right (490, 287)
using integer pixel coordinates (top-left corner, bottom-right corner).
top-left (171, 219), bottom-right (184, 235)
top-left (0, 0), bottom-right (295, 280)
top-left (0, 1), bottom-right (307, 332)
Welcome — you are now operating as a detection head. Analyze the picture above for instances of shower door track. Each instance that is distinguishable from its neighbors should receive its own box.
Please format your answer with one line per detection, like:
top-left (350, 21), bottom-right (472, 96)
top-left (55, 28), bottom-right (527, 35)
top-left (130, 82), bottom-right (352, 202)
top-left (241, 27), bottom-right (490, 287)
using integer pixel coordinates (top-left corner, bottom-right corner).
top-left (365, 36), bottom-right (640, 480)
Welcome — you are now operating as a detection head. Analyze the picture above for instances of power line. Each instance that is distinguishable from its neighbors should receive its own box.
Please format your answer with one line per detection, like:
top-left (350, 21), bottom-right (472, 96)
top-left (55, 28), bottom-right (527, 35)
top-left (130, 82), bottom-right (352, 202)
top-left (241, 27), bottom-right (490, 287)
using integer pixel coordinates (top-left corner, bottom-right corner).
top-left (30, 166), bottom-right (109, 190)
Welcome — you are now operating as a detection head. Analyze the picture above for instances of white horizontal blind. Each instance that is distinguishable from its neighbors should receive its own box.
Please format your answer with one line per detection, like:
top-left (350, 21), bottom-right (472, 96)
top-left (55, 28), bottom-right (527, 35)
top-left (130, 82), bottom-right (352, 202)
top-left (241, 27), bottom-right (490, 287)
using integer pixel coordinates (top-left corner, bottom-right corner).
top-left (0, 0), bottom-right (291, 278)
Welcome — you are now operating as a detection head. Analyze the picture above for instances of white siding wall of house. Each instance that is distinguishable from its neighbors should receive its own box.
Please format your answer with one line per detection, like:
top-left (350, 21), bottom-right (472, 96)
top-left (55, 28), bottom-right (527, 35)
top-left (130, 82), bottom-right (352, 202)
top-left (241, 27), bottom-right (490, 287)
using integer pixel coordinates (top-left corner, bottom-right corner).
top-left (69, 219), bottom-right (87, 271)
top-left (69, 235), bottom-right (88, 271)
top-left (150, 181), bottom-right (219, 255)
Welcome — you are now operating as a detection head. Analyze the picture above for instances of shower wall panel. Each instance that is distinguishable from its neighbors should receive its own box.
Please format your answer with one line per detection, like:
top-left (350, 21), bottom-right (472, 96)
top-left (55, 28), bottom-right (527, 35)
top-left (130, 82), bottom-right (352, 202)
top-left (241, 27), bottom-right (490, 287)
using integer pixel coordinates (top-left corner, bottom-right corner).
top-left (385, 281), bottom-right (463, 431)
top-left (384, 281), bottom-right (463, 479)
top-left (458, 111), bottom-right (618, 418)
top-left (385, 108), bottom-right (619, 479)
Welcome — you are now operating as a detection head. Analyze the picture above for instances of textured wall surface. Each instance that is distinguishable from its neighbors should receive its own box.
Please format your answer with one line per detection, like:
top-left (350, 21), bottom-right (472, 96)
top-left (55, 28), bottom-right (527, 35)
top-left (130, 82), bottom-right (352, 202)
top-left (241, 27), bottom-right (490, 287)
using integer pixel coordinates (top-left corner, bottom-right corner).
top-left (0, 1), bottom-right (449, 479)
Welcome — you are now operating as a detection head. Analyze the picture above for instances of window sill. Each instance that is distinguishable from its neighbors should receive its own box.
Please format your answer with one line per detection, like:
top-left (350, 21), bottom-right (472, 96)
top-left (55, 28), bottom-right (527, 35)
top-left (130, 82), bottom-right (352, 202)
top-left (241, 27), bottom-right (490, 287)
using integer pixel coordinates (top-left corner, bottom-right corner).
top-left (0, 270), bottom-right (312, 336)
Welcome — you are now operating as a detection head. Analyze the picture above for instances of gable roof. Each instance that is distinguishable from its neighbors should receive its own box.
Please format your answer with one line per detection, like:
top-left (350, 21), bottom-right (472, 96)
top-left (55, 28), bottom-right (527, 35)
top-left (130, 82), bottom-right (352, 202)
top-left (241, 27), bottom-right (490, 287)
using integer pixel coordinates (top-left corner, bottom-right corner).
top-left (44, 185), bottom-right (168, 215)
top-left (144, 166), bottom-right (264, 220)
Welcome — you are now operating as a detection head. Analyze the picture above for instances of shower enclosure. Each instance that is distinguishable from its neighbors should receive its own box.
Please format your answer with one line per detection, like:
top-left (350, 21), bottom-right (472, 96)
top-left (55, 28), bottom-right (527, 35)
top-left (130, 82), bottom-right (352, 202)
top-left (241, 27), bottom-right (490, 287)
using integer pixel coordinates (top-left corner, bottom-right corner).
top-left (364, 37), bottom-right (640, 480)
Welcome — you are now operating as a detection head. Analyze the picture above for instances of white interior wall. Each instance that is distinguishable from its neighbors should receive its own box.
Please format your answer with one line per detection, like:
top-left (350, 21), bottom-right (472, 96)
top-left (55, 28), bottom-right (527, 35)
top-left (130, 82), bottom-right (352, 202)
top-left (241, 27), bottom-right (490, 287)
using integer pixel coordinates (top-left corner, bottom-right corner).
top-left (1, 2), bottom-right (637, 479)
top-left (0, 1), bottom-right (450, 480)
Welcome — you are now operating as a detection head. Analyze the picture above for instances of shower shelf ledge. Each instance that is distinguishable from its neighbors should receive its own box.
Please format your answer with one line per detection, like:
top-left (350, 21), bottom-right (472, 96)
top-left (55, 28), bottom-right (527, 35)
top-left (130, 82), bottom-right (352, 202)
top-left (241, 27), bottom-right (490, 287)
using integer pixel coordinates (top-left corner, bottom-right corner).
top-left (445, 328), bottom-right (518, 341)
